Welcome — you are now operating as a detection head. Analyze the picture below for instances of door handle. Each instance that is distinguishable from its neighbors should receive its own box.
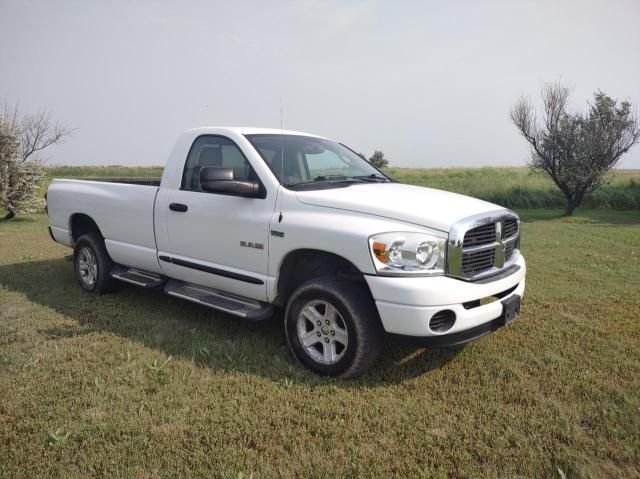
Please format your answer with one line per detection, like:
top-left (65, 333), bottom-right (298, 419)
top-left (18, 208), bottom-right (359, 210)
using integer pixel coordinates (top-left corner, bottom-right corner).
top-left (169, 203), bottom-right (188, 212)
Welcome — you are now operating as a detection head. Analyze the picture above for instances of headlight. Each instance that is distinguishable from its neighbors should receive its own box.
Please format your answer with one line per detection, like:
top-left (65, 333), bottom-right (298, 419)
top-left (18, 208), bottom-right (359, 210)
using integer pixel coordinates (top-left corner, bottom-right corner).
top-left (369, 232), bottom-right (446, 276)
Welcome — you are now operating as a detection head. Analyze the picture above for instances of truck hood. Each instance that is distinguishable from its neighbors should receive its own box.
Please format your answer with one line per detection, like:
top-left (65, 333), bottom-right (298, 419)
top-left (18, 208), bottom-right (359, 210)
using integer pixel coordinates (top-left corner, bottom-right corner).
top-left (295, 183), bottom-right (504, 232)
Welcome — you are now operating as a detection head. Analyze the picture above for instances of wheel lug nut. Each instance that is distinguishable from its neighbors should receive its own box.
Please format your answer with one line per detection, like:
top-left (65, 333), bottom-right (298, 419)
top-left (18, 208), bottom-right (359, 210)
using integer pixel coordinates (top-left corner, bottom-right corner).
top-left (325, 320), bottom-right (330, 325)
top-left (316, 331), bottom-right (321, 337)
top-left (324, 338), bottom-right (329, 343)
top-left (317, 321), bottom-right (321, 326)
top-left (330, 330), bottom-right (335, 336)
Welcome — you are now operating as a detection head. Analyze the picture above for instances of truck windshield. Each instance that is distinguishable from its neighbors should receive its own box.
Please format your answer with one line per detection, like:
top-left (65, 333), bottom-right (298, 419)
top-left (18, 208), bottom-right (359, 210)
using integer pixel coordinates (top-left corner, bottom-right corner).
top-left (244, 134), bottom-right (390, 189)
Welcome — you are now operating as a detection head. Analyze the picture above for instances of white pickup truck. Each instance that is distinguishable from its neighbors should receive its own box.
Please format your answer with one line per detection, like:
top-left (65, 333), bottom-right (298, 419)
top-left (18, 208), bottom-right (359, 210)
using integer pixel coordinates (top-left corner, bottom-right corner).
top-left (47, 127), bottom-right (525, 378)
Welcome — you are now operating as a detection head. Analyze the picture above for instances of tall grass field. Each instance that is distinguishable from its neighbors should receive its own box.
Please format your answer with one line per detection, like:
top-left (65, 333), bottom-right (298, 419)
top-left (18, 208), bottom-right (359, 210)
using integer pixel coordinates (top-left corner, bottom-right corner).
top-left (43, 165), bottom-right (640, 211)
top-left (387, 167), bottom-right (640, 210)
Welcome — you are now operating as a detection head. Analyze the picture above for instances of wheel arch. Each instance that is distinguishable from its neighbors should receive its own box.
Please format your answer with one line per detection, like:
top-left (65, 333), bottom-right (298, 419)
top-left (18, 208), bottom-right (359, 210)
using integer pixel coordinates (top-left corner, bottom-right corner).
top-left (69, 213), bottom-right (103, 246)
top-left (275, 248), bottom-right (373, 306)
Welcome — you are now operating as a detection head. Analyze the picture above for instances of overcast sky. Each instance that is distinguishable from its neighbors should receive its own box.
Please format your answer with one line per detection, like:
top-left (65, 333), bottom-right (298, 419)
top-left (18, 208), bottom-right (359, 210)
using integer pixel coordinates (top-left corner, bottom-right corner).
top-left (1, 0), bottom-right (639, 168)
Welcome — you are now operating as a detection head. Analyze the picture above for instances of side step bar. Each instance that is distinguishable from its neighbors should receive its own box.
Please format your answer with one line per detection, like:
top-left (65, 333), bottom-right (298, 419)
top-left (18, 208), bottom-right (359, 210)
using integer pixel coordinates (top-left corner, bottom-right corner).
top-left (164, 279), bottom-right (273, 321)
top-left (110, 265), bottom-right (166, 288)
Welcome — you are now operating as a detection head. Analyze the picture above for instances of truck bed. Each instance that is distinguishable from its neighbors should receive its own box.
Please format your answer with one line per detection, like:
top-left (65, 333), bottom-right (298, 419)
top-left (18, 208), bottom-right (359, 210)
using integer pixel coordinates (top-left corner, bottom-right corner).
top-left (47, 178), bottom-right (162, 273)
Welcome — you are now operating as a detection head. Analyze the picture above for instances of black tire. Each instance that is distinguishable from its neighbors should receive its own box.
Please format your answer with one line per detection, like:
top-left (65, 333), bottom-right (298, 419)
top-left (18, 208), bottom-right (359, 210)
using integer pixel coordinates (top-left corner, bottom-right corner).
top-left (73, 233), bottom-right (117, 294)
top-left (284, 277), bottom-right (383, 379)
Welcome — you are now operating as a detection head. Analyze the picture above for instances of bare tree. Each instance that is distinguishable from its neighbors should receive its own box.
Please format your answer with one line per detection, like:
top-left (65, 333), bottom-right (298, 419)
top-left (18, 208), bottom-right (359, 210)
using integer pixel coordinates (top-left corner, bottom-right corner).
top-left (0, 102), bottom-right (71, 219)
top-left (511, 82), bottom-right (640, 215)
top-left (369, 150), bottom-right (389, 169)
top-left (2, 101), bottom-right (71, 162)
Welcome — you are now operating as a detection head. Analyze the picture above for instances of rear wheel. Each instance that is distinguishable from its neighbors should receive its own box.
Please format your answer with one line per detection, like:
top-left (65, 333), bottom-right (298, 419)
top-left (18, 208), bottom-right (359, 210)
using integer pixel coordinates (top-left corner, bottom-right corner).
top-left (285, 277), bottom-right (383, 378)
top-left (73, 233), bottom-right (117, 294)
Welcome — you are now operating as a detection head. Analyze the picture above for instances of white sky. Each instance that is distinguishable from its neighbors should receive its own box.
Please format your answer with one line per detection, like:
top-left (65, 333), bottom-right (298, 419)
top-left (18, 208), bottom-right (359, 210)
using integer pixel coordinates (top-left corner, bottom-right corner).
top-left (1, 0), bottom-right (639, 168)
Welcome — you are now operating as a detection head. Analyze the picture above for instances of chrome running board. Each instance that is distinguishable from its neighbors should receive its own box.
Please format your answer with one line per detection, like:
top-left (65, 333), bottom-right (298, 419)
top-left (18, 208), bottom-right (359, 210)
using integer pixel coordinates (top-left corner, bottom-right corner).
top-left (164, 279), bottom-right (273, 321)
top-left (110, 265), bottom-right (166, 288)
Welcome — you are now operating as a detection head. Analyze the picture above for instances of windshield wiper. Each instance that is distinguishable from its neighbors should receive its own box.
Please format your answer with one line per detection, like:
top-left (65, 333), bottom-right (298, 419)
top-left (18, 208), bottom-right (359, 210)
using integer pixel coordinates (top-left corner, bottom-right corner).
top-left (349, 174), bottom-right (391, 182)
top-left (313, 174), bottom-right (349, 182)
top-left (287, 174), bottom-right (389, 188)
top-left (287, 175), bottom-right (364, 188)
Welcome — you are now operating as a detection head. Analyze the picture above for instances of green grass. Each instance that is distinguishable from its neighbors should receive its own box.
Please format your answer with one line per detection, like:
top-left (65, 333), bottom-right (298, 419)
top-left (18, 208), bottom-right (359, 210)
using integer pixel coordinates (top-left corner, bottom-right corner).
top-left (45, 165), bottom-right (164, 179)
top-left (42, 165), bottom-right (640, 211)
top-left (39, 165), bottom-right (164, 194)
top-left (387, 167), bottom-right (640, 210)
top-left (1, 210), bottom-right (639, 477)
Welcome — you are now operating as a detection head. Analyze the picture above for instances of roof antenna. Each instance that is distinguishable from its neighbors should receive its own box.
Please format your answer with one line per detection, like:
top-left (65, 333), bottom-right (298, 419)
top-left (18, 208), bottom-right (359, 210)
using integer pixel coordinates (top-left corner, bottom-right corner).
top-left (278, 99), bottom-right (284, 222)
top-left (280, 99), bottom-right (284, 184)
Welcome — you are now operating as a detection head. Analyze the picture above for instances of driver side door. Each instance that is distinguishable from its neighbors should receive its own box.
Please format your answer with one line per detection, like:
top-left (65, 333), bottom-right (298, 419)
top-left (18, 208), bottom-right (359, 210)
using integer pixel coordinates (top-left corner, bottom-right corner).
top-left (156, 135), bottom-right (275, 301)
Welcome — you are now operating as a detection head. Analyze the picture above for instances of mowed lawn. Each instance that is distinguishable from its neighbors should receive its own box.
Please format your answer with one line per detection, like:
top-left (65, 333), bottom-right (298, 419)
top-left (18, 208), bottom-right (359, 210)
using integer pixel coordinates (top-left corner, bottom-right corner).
top-left (0, 210), bottom-right (639, 478)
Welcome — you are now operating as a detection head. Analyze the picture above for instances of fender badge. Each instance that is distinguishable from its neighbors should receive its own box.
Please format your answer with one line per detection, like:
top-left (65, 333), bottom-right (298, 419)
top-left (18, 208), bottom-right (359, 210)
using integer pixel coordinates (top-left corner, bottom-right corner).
top-left (240, 241), bottom-right (264, 250)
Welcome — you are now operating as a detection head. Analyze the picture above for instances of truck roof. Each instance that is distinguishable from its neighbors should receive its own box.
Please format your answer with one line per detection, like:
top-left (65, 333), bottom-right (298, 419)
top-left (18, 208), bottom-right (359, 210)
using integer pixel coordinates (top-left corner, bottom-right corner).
top-left (183, 126), bottom-right (327, 139)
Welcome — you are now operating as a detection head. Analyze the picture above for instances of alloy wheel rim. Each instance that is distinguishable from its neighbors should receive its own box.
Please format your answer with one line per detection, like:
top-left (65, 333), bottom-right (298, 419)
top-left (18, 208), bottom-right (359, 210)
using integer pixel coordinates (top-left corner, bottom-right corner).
top-left (296, 300), bottom-right (349, 365)
top-left (78, 246), bottom-right (97, 288)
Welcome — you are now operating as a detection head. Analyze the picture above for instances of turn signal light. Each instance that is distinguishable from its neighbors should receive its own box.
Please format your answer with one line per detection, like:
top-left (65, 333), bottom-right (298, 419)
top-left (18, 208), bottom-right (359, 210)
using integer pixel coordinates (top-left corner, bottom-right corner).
top-left (372, 241), bottom-right (388, 263)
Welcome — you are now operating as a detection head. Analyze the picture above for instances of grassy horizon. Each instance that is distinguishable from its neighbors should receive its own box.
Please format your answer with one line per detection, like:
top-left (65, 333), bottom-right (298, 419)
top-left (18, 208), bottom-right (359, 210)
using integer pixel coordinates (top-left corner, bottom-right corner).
top-left (42, 165), bottom-right (640, 211)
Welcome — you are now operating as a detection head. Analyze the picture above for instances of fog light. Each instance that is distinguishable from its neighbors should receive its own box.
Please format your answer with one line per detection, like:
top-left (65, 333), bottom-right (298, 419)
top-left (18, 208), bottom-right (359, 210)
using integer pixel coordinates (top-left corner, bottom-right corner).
top-left (429, 310), bottom-right (456, 332)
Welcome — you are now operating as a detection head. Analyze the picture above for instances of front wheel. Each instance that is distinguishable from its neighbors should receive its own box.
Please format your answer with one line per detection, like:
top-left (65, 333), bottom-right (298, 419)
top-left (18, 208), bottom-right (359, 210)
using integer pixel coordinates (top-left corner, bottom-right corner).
top-left (285, 277), bottom-right (383, 378)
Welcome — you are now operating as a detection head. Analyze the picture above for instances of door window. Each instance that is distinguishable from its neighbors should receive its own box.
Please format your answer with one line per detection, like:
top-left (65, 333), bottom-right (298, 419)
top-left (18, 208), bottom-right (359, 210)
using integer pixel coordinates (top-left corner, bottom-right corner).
top-left (182, 136), bottom-right (254, 191)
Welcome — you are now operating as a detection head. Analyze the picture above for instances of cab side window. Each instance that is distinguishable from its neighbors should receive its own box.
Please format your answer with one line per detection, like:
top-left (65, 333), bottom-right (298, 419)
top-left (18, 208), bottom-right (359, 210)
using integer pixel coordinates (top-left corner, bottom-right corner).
top-left (182, 136), bottom-right (254, 191)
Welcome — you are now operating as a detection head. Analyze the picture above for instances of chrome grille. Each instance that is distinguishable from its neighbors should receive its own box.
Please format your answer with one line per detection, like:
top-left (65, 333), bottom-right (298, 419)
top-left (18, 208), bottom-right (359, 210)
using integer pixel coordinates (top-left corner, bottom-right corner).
top-left (505, 240), bottom-right (516, 261)
top-left (447, 211), bottom-right (520, 281)
top-left (503, 219), bottom-right (518, 238)
top-left (463, 223), bottom-right (496, 247)
top-left (462, 248), bottom-right (495, 274)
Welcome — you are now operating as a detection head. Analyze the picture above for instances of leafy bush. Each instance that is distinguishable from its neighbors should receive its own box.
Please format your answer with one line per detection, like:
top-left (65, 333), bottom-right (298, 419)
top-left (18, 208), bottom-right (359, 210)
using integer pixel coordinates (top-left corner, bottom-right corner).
top-left (0, 124), bottom-right (44, 218)
top-left (0, 104), bottom-right (69, 219)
